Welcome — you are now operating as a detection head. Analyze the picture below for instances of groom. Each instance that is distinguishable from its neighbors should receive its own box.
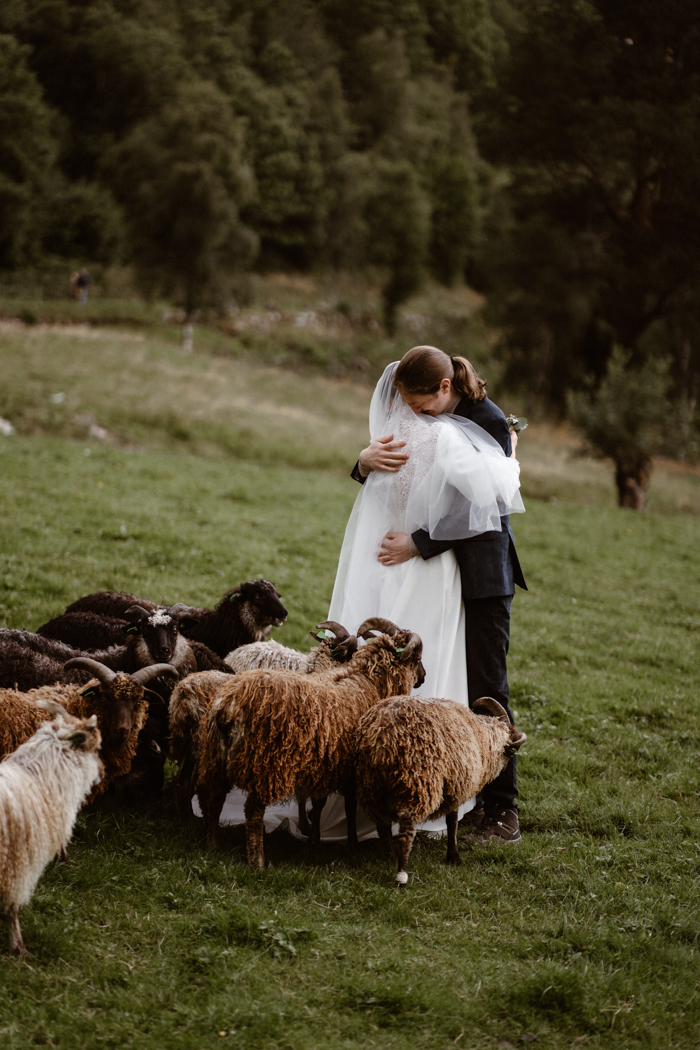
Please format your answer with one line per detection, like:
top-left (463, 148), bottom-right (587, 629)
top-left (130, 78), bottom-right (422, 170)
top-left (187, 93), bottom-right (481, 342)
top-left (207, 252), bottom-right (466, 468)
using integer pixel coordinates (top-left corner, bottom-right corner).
top-left (352, 349), bottom-right (527, 844)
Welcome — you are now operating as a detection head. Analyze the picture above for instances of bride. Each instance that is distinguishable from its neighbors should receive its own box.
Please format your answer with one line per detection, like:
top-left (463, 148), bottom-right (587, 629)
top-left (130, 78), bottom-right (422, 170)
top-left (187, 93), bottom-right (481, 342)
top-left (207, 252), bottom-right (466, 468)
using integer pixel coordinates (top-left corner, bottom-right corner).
top-left (199, 354), bottom-right (523, 842)
top-left (319, 357), bottom-right (524, 838)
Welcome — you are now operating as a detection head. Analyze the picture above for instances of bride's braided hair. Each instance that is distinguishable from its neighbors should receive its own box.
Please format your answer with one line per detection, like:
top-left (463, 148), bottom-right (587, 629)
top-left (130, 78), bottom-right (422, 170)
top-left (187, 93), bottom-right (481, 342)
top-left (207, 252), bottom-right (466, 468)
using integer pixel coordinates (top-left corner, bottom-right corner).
top-left (393, 345), bottom-right (486, 403)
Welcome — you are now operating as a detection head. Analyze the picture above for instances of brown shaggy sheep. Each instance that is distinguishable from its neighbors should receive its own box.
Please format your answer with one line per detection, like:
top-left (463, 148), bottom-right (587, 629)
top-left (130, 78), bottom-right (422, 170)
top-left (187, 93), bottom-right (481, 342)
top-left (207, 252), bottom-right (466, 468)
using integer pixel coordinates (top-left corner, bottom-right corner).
top-left (0, 658), bottom-right (177, 796)
top-left (196, 618), bottom-right (425, 867)
top-left (354, 696), bottom-right (526, 884)
top-left (168, 670), bottom-right (231, 820)
top-left (169, 622), bottom-right (358, 827)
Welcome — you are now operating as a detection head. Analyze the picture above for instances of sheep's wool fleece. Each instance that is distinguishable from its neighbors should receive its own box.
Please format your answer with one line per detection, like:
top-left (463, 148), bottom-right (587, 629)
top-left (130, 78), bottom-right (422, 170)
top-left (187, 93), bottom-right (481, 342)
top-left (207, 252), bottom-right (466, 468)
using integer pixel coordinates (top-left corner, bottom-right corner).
top-left (0, 677), bottom-right (149, 792)
top-left (0, 719), bottom-right (102, 910)
top-left (201, 637), bottom-right (419, 805)
top-left (169, 670), bottom-right (231, 765)
top-left (355, 697), bottom-right (514, 823)
top-left (224, 640), bottom-right (334, 674)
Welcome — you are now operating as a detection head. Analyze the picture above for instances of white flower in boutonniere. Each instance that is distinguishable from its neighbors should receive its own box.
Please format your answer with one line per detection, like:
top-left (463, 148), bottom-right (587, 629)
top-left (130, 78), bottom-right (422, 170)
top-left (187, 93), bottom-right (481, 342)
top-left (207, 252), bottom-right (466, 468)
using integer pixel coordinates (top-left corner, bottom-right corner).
top-left (506, 414), bottom-right (528, 433)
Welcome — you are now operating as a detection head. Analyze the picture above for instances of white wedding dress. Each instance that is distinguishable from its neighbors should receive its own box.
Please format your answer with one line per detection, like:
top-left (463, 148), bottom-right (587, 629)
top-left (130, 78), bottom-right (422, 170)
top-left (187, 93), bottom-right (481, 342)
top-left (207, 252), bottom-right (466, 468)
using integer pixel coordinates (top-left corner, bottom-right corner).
top-left (194, 363), bottom-right (523, 841)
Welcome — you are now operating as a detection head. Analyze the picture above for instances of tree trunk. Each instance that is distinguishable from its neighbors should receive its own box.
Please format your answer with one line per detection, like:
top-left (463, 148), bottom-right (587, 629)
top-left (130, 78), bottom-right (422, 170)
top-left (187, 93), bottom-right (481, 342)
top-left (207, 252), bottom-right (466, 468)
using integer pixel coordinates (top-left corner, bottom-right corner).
top-left (615, 460), bottom-right (651, 511)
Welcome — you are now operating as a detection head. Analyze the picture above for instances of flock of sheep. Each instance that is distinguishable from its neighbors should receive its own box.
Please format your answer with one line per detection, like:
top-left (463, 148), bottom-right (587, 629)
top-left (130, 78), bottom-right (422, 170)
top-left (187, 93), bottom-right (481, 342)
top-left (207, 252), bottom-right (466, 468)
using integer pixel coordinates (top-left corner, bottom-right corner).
top-left (0, 579), bottom-right (526, 955)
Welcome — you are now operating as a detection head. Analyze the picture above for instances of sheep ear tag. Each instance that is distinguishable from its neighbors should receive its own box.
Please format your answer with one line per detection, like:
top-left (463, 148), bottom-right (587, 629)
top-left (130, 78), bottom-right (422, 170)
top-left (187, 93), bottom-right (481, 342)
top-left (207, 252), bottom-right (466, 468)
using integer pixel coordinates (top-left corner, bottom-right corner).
top-left (81, 687), bottom-right (98, 698)
top-left (395, 647), bottom-right (405, 653)
top-left (126, 626), bottom-right (139, 634)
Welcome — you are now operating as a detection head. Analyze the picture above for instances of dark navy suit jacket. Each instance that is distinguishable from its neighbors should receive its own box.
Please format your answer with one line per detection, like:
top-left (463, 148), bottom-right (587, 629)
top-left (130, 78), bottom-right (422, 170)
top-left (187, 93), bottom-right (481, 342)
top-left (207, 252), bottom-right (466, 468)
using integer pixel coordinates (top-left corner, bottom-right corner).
top-left (351, 395), bottom-right (527, 600)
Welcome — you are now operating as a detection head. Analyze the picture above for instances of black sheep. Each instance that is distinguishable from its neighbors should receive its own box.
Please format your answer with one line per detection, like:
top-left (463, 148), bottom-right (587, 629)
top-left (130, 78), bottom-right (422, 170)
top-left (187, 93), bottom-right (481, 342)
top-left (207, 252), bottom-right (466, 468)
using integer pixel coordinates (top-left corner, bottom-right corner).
top-left (63, 590), bottom-right (157, 618)
top-left (173, 580), bottom-right (288, 659)
top-left (38, 611), bottom-right (129, 650)
top-left (0, 638), bottom-right (93, 691)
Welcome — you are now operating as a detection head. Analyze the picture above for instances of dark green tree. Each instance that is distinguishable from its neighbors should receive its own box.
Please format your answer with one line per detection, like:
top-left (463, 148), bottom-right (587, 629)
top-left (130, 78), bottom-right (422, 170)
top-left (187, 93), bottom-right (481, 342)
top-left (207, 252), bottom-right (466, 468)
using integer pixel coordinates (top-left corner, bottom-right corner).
top-left (429, 154), bottom-right (478, 286)
top-left (0, 34), bottom-right (57, 269)
top-left (568, 348), bottom-right (672, 510)
top-left (365, 159), bottom-right (430, 334)
top-left (111, 80), bottom-right (257, 322)
top-left (477, 0), bottom-right (700, 434)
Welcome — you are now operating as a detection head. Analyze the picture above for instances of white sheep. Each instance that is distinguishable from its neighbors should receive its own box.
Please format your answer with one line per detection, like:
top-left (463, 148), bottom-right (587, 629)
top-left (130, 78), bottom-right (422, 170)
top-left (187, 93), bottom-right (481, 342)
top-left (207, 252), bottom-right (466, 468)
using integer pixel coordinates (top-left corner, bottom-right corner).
top-left (224, 621), bottom-right (358, 674)
top-left (0, 700), bottom-right (103, 955)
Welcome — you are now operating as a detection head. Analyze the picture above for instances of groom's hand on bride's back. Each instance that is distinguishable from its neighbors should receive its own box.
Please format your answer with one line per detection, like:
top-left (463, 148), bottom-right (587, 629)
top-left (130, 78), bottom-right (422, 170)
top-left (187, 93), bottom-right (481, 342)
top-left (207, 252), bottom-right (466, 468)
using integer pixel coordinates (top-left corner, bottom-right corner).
top-left (358, 434), bottom-right (409, 474)
top-left (378, 533), bottom-right (415, 565)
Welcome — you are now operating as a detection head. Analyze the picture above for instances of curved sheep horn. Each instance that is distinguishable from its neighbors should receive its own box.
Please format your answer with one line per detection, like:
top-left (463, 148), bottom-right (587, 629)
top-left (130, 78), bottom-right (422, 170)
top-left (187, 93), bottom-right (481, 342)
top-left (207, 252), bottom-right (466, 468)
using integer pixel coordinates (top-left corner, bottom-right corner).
top-left (397, 631), bottom-right (422, 661)
top-left (315, 621), bottom-right (350, 642)
top-left (356, 617), bottom-right (400, 639)
top-left (472, 696), bottom-right (510, 724)
top-left (131, 663), bottom-right (179, 686)
top-left (125, 605), bottom-right (149, 622)
top-left (64, 658), bottom-right (117, 684)
top-left (34, 697), bottom-right (72, 719)
top-left (166, 603), bottom-right (191, 620)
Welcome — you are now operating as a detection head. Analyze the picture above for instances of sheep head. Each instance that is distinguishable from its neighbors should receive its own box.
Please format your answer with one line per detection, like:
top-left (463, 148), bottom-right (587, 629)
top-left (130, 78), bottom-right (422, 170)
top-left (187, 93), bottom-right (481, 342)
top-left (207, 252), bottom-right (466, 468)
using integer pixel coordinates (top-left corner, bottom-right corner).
top-left (227, 579), bottom-right (288, 628)
top-left (64, 658), bottom-right (177, 745)
top-left (124, 605), bottom-right (181, 664)
top-left (34, 700), bottom-right (103, 753)
top-left (472, 696), bottom-right (527, 756)
top-left (310, 621), bottom-right (358, 663)
top-left (356, 618), bottom-right (425, 689)
top-left (352, 619), bottom-right (425, 693)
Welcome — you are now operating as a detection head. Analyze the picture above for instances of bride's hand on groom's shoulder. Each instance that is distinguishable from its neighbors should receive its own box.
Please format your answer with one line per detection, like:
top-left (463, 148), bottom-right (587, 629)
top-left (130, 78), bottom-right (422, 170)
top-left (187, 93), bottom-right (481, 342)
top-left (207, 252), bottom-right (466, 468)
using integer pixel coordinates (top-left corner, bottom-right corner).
top-left (378, 533), bottom-right (414, 565)
top-left (359, 434), bottom-right (409, 474)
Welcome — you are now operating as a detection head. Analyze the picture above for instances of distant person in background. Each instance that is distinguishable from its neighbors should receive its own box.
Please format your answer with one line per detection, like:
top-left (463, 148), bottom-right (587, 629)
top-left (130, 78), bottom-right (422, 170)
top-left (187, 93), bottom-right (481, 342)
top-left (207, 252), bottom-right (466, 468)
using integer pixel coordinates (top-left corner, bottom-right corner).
top-left (75, 268), bottom-right (91, 304)
top-left (69, 271), bottom-right (80, 299)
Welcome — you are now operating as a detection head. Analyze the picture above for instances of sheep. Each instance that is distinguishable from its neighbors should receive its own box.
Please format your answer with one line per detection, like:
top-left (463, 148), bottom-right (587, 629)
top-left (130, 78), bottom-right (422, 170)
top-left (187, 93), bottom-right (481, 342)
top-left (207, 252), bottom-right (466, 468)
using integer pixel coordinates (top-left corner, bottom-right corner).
top-left (1, 613), bottom-right (226, 795)
top-left (37, 611), bottom-right (131, 650)
top-left (169, 622), bottom-right (356, 825)
top-left (0, 657), bottom-right (177, 794)
top-left (224, 621), bottom-right (358, 674)
top-left (1, 701), bottom-right (103, 955)
top-left (47, 579), bottom-right (289, 660)
top-left (172, 579), bottom-right (288, 658)
top-left (196, 617), bottom-right (425, 867)
top-left (0, 607), bottom-right (193, 691)
top-left (63, 590), bottom-right (157, 618)
top-left (169, 670), bottom-right (231, 820)
top-left (0, 636), bottom-right (94, 691)
top-left (354, 696), bottom-right (527, 885)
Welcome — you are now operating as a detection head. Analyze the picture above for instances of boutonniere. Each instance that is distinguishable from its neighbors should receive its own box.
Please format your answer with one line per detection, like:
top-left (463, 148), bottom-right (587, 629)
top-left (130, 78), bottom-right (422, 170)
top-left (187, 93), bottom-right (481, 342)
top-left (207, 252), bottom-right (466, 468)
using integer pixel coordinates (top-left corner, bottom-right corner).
top-left (506, 415), bottom-right (528, 433)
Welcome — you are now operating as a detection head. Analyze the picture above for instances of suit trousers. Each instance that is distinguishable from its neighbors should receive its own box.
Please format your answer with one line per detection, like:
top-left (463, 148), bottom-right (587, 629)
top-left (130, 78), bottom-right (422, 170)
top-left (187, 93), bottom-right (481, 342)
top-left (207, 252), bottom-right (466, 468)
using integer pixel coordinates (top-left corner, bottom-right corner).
top-left (464, 595), bottom-right (518, 813)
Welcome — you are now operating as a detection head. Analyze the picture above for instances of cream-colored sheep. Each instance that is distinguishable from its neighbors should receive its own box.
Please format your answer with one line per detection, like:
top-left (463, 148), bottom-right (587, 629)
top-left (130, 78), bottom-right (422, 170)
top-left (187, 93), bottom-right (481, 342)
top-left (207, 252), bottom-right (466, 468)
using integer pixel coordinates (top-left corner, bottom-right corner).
top-left (0, 701), bottom-right (103, 955)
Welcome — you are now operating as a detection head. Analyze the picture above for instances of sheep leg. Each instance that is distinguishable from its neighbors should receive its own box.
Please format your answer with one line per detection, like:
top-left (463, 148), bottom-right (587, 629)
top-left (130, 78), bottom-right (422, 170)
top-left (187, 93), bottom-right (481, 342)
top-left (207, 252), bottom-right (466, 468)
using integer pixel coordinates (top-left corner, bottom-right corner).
top-left (395, 811), bottom-right (416, 886)
top-left (296, 793), bottom-right (311, 837)
top-left (197, 775), bottom-right (229, 850)
top-left (344, 788), bottom-right (358, 848)
top-left (6, 904), bottom-right (27, 957)
top-left (244, 792), bottom-right (266, 868)
top-left (174, 760), bottom-right (196, 821)
top-left (445, 809), bottom-right (461, 866)
top-left (376, 819), bottom-right (396, 863)
top-left (308, 796), bottom-right (327, 847)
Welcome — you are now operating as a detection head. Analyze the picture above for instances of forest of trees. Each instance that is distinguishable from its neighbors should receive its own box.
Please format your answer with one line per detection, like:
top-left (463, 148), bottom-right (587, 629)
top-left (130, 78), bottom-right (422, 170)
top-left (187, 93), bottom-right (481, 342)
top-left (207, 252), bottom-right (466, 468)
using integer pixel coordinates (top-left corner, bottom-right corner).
top-left (2, 0), bottom-right (700, 499)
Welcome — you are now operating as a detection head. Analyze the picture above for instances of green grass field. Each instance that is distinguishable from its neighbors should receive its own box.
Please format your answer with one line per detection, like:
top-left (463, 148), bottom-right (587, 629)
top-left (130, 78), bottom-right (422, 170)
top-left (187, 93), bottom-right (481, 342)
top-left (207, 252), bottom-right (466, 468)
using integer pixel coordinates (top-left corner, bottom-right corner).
top-left (1, 321), bottom-right (699, 1049)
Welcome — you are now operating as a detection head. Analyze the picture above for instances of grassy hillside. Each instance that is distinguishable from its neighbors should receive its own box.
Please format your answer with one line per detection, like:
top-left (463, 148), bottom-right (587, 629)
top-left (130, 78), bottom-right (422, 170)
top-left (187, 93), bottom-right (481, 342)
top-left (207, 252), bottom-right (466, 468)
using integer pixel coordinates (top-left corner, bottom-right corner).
top-left (0, 324), bottom-right (699, 1048)
top-left (1, 314), bottom-right (699, 511)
